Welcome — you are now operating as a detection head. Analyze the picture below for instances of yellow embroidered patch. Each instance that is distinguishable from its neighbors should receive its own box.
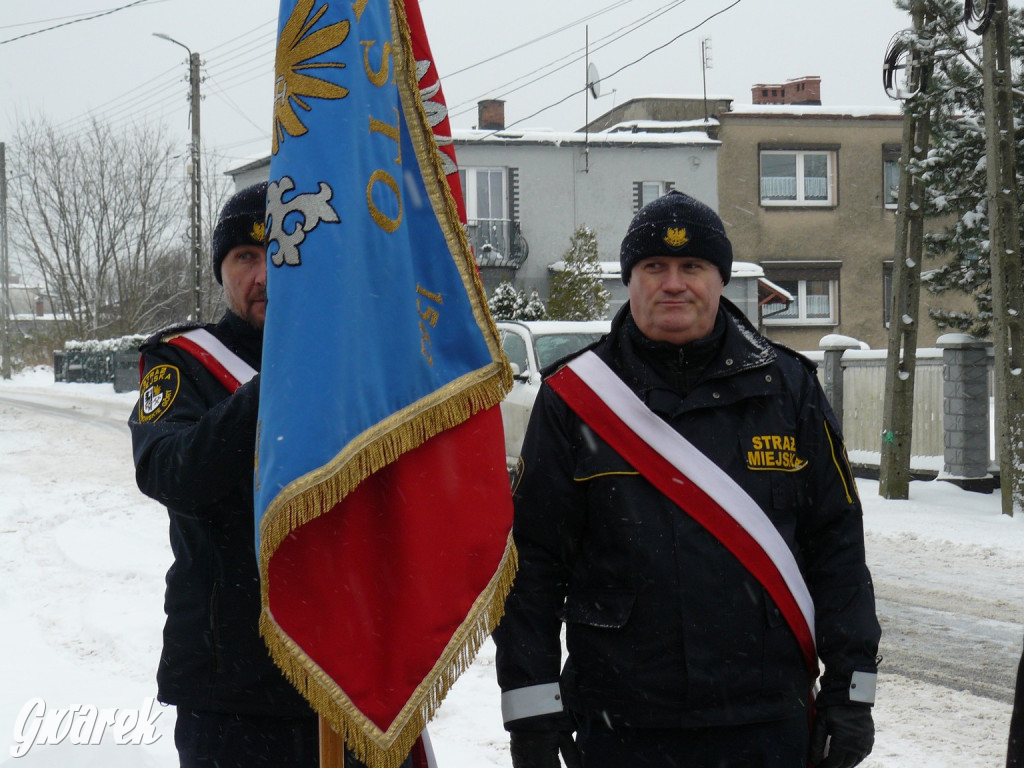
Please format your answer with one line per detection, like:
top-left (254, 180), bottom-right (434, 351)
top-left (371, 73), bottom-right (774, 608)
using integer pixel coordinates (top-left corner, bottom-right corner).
top-left (663, 226), bottom-right (689, 249)
top-left (251, 221), bottom-right (266, 242)
top-left (745, 434), bottom-right (807, 472)
top-left (138, 364), bottom-right (180, 423)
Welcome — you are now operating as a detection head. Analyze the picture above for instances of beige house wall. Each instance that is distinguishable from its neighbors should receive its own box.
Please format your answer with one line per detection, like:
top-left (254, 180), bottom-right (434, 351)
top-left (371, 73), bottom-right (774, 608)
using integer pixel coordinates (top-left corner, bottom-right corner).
top-left (717, 110), bottom-right (971, 351)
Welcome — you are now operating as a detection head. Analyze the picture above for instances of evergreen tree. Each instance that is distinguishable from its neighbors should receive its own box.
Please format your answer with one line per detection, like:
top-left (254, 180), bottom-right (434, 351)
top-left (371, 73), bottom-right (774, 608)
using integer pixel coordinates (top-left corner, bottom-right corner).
top-left (519, 290), bottom-right (547, 321)
top-left (488, 281), bottom-right (521, 321)
top-left (487, 281), bottom-right (549, 321)
top-left (546, 226), bottom-right (610, 321)
top-left (908, 0), bottom-right (1024, 336)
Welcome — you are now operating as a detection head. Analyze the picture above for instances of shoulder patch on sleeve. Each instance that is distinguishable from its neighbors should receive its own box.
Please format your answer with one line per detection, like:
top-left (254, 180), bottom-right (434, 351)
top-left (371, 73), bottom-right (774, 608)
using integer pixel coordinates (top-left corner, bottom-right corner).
top-left (138, 364), bottom-right (181, 423)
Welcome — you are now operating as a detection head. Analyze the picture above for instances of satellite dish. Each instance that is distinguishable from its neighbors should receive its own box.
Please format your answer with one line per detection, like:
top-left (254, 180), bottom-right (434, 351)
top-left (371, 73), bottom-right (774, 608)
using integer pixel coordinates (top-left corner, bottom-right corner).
top-left (587, 62), bottom-right (601, 99)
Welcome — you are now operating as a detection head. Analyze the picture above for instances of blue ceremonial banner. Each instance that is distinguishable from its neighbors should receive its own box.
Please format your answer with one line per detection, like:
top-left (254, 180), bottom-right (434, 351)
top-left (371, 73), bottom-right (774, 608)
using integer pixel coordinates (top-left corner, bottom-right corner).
top-left (254, 1), bottom-right (516, 766)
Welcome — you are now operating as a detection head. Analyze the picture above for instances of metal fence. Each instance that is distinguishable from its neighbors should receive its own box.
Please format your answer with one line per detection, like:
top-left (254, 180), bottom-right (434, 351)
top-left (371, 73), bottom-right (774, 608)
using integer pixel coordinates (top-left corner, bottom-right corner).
top-left (828, 349), bottom-right (947, 458)
top-left (53, 349), bottom-right (141, 393)
top-left (810, 341), bottom-right (995, 477)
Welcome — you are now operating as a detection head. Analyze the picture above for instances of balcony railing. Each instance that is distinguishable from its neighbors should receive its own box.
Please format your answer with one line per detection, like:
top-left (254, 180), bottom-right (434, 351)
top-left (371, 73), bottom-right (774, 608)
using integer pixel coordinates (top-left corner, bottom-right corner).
top-left (465, 219), bottom-right (529, 269)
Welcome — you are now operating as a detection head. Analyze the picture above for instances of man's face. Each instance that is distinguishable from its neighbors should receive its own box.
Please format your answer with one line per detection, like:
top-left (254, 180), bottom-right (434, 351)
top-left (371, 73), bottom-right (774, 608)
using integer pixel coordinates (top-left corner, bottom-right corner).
top-left (628, 255), bottom-right (723, 345)
top-left (221, 245), bottom-right (268, 329)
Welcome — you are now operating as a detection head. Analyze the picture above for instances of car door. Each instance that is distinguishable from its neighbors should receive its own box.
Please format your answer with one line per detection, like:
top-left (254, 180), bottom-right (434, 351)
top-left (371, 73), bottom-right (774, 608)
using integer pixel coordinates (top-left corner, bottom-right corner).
top-left (498, 324), bottom-right (541, 464)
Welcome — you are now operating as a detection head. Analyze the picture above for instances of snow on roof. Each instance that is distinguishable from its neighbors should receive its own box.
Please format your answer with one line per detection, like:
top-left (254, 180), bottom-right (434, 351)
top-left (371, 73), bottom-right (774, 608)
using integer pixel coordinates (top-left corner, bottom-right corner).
top-left (731, 261), bottom-right (764, 278)
top-left (758, 276), bottom-right (794, 300)
top-left (724, 103), bottom-right (904, 118)
top-left (603, 118), bottom-right (720, 134)
top-left (451, 128), bottom-right (718, 146)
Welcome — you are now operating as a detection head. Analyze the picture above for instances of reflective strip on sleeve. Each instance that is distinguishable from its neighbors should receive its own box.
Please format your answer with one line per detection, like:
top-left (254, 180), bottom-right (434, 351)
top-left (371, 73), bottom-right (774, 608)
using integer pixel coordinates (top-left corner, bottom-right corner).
top-left (849, 671), bottom-right (877, 704)
top-left (501, 683), bottom-right (564, 724)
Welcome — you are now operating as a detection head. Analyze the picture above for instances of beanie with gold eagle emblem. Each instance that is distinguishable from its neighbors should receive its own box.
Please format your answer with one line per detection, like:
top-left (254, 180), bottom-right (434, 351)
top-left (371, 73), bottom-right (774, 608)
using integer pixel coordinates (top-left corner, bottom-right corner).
top-left (619, 189), bottom-right (733, 285)
top-left (211, 181), bottom-right (269, 285)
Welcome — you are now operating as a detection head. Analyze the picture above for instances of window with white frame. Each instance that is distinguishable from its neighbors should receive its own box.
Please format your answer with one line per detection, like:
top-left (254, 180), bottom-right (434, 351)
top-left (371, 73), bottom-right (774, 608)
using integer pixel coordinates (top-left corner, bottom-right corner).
top-left (759, 149), bottom-right (836, 206)
top-left (882, 145), bottom-right (901, 209)
top-left (460, 167), bottom-right (506, 222)
top-left (761, 262), bottom-right (840, 325)
top-left (459, 166), bottom-right (514, 262)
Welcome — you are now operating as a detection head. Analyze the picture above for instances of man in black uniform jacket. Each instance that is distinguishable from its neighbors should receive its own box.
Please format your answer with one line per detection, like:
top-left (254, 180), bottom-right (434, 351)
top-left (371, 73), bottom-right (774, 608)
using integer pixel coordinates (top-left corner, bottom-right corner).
top-left (493, 191), bottom-right (880, 768)
top-left (130, 182), bottom-right (319, 767)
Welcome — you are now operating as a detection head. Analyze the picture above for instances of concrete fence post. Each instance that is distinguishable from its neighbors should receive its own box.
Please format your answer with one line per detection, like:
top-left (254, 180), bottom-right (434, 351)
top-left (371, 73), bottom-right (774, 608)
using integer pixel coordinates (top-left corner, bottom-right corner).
top-left (819, 334), bottom-right (862, 430)
top-left (936, 333), bottom-right (992, 490)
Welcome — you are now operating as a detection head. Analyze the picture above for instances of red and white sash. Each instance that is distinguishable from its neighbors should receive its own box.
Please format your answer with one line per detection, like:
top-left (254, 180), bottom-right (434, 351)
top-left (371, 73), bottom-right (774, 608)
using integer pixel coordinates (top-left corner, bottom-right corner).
top-left (548, 351), bottom-right (818, 678)
top-left (165, 328), bottom-right (258, 394)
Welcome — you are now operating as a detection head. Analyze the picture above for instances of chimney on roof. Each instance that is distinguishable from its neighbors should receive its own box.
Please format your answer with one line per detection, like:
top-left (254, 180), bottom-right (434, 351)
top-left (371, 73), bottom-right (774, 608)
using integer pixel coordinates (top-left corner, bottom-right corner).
top-left (751, 75), bottom-right (821, 105)
top-left (477, 99), bottom-right (505, 130)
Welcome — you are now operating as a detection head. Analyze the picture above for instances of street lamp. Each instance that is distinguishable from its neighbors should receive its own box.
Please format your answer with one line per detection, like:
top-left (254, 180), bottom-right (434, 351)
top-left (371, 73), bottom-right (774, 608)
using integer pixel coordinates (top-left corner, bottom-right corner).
top-left (154, 32), bottom-right (203, 322)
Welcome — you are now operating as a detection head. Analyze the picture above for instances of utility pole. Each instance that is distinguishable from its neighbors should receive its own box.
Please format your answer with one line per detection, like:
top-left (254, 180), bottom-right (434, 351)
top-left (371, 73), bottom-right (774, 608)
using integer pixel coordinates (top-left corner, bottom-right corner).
top-left (879, 0), bottom-right (933, 499)
top-left (155, 33), bottom-right (203, 322)
top-left (188, 49), bottom-right (202, 323)
top-left (0, 142), bottom-right (11, 380)
top-left (981, 0), bottom-right (1024, 516)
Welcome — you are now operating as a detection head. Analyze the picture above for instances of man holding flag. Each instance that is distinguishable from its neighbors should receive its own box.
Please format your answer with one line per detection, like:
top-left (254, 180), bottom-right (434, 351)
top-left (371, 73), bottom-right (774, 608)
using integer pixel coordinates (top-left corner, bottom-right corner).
top-left (255, 1), bottom-right (515, 767)
top-left (130, 182), bottom-right (324, 767)
top-left (492, 191), bottom-right (880, 768)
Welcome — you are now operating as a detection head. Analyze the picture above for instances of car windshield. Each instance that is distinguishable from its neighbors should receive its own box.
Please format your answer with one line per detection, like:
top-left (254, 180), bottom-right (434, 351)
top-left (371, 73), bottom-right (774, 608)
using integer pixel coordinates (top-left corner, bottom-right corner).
top-left (533, 333), bottom-right (605, 369)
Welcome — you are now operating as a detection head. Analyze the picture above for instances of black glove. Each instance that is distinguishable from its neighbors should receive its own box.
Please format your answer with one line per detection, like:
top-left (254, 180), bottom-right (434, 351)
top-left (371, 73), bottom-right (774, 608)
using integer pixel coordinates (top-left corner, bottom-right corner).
top-left (809, 705), bottom-right (875, 768)
top-left (509, 729), bottom-right (582, 768)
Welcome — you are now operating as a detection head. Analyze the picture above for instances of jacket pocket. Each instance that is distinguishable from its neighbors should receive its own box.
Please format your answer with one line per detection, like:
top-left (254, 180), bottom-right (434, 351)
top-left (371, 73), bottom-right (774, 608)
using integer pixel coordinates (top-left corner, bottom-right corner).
top-left (573, 434), bottom-right (634, 487)
top-left (559, 589), bottom-right (638, 695)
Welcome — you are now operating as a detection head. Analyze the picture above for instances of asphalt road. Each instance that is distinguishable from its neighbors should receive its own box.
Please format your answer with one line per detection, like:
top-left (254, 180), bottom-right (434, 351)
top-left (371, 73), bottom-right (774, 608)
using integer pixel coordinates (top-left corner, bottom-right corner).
top-left (868, 531), bottom-right (1024, 705)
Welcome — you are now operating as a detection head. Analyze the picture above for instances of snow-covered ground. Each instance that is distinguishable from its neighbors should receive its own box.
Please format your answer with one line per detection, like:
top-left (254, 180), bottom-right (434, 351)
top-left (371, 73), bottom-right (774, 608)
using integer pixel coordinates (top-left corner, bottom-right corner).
top-left (2, 367), bottom-right (1023, 766)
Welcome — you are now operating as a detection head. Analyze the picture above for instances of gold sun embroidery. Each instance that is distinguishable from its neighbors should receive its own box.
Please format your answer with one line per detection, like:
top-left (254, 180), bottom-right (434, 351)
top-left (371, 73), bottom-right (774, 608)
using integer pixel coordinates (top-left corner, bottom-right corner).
top-left (273, 0), bottom-right (352, 155)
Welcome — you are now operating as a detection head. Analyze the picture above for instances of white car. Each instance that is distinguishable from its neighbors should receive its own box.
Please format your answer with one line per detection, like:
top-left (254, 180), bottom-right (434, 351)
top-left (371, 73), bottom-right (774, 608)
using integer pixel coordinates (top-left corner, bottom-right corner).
top-left (497, 320), bottom-right (611, 469)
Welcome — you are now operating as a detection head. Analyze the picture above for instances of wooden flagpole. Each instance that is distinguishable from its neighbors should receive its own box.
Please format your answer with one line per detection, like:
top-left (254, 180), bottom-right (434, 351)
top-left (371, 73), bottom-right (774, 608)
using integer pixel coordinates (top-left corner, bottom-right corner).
top-left (319, 716), bottom-right (346, 768)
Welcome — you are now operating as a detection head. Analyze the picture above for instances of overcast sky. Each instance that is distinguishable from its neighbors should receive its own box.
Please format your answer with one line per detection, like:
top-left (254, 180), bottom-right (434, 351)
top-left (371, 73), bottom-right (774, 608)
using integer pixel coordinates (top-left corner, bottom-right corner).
top-left (0, 0), bottom-right (949, 174)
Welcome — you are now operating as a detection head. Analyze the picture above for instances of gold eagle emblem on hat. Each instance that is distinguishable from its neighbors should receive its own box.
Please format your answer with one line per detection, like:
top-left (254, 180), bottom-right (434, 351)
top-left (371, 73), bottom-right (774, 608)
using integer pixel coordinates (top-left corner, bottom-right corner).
top-left (250, 221), bottom-right (266, 242)
top-left (663, 227), bottom-right (689, 249)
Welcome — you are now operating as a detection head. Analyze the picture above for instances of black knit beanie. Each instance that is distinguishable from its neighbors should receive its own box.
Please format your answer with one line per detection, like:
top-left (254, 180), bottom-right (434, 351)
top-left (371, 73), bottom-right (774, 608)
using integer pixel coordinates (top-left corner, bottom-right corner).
top-left (212, 181), bottom-right (268, 284)
top-left (619, 190), bottom-right (733, 285)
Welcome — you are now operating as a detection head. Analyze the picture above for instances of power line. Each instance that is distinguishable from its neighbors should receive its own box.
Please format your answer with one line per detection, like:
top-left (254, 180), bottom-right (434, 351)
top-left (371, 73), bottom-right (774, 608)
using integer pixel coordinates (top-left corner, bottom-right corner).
top-left (47, 19), bottom-right (277, 149)
top-left (0, 0), bottom-right (161, 46)
top-left (443, 0), bottom-right (640, 79)
top-left (446, 0), bottom-right (694, 119)
top-left (471, 0), bottom-right (744, 138)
